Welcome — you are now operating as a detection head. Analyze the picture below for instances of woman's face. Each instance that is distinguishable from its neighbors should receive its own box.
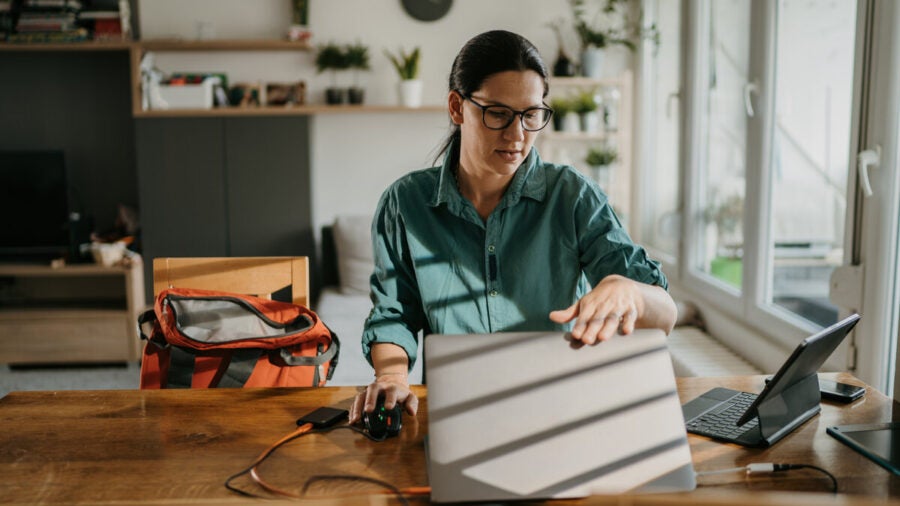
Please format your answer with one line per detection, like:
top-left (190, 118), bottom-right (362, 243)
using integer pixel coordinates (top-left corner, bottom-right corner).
top-left (450, 70), bottom-right (545, 179)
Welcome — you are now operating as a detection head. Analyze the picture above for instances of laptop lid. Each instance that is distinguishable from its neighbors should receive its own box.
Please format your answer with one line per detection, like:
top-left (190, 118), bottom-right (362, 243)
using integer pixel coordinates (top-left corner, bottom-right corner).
top-left (424, 330), bottom-right (696, 503)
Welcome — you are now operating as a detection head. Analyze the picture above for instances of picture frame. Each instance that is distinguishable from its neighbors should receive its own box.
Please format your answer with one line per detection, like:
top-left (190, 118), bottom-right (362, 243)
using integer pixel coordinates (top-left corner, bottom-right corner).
top-left (265, 81), bottom-right (306, 106)
top-left (229, 83), bottom-right (262, 108)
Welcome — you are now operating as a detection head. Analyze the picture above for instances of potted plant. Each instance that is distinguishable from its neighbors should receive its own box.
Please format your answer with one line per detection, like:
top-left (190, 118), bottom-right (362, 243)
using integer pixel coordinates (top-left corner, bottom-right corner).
top-left (547, 18), bottom-right (576, 77)
top-left (703, 193), bottom-right (744, 287)
top-left (385, 46), bottom-right (422, 107)
top-left (550, 97), bottom-right (572, 131)
top-left (345, 41), bottom-right (370, 105)
top-left (316, 42), bottom-right (350, 104)
top-left (584, 144), bottom-right (617, 188)
top-left (574, 90), bottom-right (601, 133)
top-left (569, 0), bottom-right (650, 78)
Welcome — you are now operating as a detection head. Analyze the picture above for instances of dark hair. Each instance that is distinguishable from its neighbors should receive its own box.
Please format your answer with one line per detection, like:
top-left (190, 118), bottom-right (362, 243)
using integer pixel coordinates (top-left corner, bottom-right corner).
top-left (434, 30), bottom-right (550, 166)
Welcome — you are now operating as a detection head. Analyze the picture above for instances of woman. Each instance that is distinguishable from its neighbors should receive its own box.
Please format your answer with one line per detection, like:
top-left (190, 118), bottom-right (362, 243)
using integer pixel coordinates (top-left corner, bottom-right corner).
top-left (349, 30), bottom-right (676, 424)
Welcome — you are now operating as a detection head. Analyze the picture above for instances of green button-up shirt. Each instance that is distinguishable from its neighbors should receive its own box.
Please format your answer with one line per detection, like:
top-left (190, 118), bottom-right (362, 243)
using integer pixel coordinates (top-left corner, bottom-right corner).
top-left (362, 147), bottom-right (667, 369)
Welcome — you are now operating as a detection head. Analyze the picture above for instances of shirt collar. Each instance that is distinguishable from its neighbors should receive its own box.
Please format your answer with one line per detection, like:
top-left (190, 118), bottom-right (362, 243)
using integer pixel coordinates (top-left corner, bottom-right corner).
top-left (429, 142), bottom-right (547, 210)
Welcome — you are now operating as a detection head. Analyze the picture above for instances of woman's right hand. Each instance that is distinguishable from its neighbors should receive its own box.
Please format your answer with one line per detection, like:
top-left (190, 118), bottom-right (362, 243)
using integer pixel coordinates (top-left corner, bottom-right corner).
top-left (349, 372), bottom-right (419, 424)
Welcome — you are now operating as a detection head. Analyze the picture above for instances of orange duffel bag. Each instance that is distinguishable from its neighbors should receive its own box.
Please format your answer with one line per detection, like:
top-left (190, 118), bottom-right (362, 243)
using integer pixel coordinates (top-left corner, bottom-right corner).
top-left (138, 288), bottom-right (339, 388)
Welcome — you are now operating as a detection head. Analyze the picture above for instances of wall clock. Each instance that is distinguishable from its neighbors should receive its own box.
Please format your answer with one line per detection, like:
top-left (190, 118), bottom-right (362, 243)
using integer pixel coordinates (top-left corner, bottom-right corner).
top-left (401, 0), bottom-right (453, 22)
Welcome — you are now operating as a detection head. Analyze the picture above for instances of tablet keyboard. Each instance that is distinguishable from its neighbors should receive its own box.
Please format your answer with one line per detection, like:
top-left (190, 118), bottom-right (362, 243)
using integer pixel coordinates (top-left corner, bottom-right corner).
top-left (686, 391), bottom-right (760, 441)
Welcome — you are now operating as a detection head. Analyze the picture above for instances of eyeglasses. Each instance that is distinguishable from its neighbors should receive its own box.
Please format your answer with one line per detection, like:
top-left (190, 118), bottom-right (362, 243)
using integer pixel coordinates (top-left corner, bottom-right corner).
top-left (459, 92), bottom-right (553, 132)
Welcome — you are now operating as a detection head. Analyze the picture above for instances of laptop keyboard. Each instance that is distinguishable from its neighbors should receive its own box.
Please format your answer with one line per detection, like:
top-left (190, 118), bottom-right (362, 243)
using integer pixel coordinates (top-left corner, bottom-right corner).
top-left (686, 391), bottom-right (760, 441)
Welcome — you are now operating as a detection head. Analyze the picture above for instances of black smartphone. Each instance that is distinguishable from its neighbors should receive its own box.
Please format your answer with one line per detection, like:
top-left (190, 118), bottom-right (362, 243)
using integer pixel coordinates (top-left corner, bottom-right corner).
top-left (819, 379), bottom-right (866, 403)
top-left (297, 406), bottom-right (348, 428)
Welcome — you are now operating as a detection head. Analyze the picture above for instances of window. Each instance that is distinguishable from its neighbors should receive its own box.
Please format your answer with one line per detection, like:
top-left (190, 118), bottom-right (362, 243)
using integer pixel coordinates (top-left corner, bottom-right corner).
top-left (641, 0), bottom-right (863, 368)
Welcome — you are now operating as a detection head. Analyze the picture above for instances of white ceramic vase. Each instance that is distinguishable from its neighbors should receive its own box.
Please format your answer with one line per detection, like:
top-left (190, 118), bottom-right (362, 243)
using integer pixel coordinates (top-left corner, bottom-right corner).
top-left (398, 79), bottom-right (423, 107)
top-left (581, 47), bottom-right (604, 78)
top-left (562, 112), bottom-right (581, 132)
top-left (580, 111), bottom-right (602, 133)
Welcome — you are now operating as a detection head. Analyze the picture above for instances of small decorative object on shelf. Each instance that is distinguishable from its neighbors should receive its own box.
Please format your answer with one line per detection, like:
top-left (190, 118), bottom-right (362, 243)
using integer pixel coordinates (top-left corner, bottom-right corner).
top-left (574, 90), bottom-right (601, 133)
top-left (550, 97), bottom-right (573, 131)
top-left (345, 41), bottom-right (370, 105)
top-left (569, 0), bottom-right (645, 78)
top-left (584, 144), bottom-right (617, 189)
top-left (229, 82), bottom-right (261, 108)
top-left (547, 18), bottom-right (576, 77)
top-left (266, 81), bottom-right (306, 106)
top-left (602, 85), bottom-right (620, 131)
top-left (385, 46), bottom-right (422, 107)
top-left (287, 0), bottom-right (312, 42)
top-left (316, 42), bottom-right (350, 104)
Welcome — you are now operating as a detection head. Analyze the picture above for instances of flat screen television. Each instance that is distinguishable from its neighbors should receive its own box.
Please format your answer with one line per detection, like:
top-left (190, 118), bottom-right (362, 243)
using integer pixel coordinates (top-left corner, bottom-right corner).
top-left (0, 150), bottom-right (71, 261)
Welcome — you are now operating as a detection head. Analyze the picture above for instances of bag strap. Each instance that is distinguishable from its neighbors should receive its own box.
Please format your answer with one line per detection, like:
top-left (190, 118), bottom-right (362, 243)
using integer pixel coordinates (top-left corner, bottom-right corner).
top-left (137, 308), bottom-right (158, 342)
top-left (166, 347), bottom-right (262, 388)
top-left (278, 329), bottom-right (340, 368)
top-left (166, 346), bottom-right (195, 389)
top-left (217, 349), bottom-right (263, 388)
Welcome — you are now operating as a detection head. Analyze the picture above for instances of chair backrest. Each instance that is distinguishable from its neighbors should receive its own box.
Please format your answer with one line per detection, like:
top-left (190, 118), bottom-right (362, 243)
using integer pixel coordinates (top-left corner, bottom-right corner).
top-left (152, 257), bottom-right (309, 307)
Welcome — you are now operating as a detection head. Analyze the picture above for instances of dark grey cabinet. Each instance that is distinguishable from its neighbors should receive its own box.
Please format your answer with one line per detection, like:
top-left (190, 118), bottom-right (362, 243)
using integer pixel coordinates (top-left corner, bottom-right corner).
top-left (135, 116), bottom-right (315, 300)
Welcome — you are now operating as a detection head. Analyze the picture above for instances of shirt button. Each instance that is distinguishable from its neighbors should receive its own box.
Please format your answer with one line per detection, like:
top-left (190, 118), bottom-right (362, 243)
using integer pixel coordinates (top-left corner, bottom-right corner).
top-left (489, 289), bottom-right (498, 297)
top-left (487, 244), bottom-right (495, 253)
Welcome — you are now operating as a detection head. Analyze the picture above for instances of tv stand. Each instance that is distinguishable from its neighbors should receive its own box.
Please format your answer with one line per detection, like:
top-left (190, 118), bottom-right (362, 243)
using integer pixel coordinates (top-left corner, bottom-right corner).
top-left (0, 261), bottom-right (145, 364)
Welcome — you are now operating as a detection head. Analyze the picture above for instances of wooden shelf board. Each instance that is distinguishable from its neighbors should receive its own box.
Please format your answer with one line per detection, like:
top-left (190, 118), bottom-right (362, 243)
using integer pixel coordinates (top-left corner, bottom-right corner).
top-left (133, 104), bottom-right (447, 118)
top-left (139, 38), bottom-right (313, 51)
top-left (550, 76), bottom-right (626, 87)
top-left (0, 264), bottom-right (130, 277)
top-left (0, 40), bottom-right (134, 51)
top-left (542, 131), bottom-right (612, 141)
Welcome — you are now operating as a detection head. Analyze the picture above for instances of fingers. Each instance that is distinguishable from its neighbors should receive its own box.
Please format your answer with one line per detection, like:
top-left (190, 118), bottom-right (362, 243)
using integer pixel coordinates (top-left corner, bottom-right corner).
top-left (576, 312), bottom-right (623, 345)
top-left (349, 391), bottom-right (366, 424)
top-left (404, 391), bottom-right (419, 416)
top-left (348, 376), bottom-right (413, 425)
top-left (548, 303), bottom-right (578, 324)
top-left (621, 309), bottom-right (638, 335)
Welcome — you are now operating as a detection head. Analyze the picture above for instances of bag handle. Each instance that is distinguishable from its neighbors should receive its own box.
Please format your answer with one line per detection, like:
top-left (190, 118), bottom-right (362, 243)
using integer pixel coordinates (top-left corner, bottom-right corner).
top-left (278, 330), bottom-right (340, 367)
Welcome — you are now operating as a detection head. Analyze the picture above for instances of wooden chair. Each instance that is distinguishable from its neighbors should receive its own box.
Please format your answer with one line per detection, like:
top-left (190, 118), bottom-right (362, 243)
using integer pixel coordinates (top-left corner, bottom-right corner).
top-left (152, 257), bottom-right (309, 307)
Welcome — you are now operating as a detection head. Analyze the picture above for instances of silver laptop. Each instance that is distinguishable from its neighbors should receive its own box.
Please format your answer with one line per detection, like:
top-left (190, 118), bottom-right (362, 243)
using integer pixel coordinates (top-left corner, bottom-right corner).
top-left (424, 330), bottom-right (696, 503)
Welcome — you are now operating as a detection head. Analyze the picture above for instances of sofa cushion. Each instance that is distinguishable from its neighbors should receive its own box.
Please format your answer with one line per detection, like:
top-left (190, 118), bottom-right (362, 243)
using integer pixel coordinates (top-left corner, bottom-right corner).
top-left (333, 215), bottom-right (374, 295)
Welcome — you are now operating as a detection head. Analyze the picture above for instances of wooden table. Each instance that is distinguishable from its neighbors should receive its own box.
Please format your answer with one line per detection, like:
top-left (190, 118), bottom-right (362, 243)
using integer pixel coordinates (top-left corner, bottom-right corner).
top-left (1, 373), bottom-right (899, 505)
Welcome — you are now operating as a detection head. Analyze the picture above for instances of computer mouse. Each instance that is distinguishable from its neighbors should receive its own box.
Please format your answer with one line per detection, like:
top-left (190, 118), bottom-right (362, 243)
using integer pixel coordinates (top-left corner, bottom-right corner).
top-left (362, 396), bottom-right (402, 439)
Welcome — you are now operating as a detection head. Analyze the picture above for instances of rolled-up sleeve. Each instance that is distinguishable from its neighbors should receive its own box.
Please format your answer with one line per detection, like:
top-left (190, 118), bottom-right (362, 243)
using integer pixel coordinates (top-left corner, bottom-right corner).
top-left (361, 187), bottom-right (427, 370)
top-left (575, 186), bottom-right (668, 290)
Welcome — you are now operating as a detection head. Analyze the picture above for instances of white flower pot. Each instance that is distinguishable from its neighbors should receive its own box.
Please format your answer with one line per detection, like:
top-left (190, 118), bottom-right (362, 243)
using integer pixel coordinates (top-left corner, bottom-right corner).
top-left (562, 112), bottom-right (581, 132)
top-left (580, 111), bottom-right (601, 133)
top-left (581, 47), bottom-right (604, 78)
top-left (398, 79), bottom-right (423, 107)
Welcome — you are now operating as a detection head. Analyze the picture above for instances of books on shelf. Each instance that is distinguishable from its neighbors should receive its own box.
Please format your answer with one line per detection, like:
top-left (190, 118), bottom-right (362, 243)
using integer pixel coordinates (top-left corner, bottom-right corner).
top-left (7, 27), bottom-right (88, 42)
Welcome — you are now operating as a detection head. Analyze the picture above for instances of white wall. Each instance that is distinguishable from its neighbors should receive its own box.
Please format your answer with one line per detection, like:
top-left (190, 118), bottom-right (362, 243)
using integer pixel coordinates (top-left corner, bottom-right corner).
top-left (137, 0), bottom-right (575, 231)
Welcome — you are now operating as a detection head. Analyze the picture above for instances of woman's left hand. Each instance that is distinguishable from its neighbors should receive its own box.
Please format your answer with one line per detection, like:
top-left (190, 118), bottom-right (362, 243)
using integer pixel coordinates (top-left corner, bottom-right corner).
top-left (548, 274), bottom-right (643, 344)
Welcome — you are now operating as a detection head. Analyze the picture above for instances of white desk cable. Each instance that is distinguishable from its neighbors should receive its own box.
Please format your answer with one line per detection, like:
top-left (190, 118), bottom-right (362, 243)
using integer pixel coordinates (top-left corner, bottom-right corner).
top-left (696, 463), bottom-right (837, 493)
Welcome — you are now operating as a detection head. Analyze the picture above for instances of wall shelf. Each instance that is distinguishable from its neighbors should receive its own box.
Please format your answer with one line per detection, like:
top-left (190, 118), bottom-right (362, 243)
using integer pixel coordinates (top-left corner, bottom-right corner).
top-left (139, 38), bottom-right (312, 52)
top-left (0, 40), bottom-right (134, 51)
top-left (133, 104), bottom-right (446, 118)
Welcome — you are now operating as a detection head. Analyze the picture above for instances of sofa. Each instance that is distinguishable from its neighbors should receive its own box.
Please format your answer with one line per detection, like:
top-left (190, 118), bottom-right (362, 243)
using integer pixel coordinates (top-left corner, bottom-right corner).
top-left (314, 215), bottom-right (760, 387)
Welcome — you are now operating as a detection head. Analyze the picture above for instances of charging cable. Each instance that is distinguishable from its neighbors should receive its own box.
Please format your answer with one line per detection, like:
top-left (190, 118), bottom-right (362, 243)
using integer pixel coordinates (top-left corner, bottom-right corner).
top-left (697, 463), bottom-right (837, 493)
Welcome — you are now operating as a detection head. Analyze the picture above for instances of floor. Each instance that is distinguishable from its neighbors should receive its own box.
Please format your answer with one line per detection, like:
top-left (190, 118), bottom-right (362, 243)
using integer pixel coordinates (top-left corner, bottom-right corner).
top-left (0, 362), bottom-right (140, 399)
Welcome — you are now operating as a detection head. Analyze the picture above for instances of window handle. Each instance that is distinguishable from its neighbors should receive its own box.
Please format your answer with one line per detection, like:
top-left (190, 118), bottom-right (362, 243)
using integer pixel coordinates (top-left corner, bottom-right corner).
top-left (666, 91), bottom-right (680, 119)
top-left (743, 80), bottom-right (759, 117)
top-left (857, 145), bottom-right (882, 197)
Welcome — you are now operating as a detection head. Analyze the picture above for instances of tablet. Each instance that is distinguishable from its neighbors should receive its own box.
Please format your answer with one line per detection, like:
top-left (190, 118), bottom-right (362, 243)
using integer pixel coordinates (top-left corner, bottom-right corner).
top-left (827, 423), bottom-right (900, 475)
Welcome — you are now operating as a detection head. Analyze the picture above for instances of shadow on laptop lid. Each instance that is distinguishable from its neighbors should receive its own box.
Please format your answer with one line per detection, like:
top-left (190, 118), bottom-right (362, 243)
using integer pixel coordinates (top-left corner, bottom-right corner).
top-left (424, 330), bottom-right (696, 503)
